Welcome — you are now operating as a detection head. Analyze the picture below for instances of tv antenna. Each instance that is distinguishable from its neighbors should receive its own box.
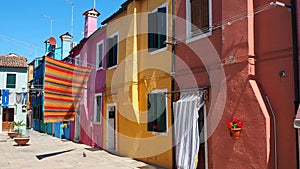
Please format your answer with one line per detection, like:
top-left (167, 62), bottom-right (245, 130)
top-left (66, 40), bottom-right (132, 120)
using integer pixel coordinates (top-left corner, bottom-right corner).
top-left (65, 0), bottom-right (74, 37)
top-left (42, 14), bottom-right (53, 37)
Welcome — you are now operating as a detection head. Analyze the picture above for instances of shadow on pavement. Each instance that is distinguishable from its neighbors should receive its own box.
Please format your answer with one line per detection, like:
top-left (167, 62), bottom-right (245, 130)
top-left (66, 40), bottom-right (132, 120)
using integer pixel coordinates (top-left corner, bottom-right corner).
top-left (36, 149), bottom-right (75, 160)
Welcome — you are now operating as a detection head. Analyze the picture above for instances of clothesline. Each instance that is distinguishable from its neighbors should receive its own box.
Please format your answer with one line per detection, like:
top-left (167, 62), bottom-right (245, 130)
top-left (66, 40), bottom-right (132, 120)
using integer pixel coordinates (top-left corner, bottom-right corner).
top-left (1, 89), bottom-right (28, 108)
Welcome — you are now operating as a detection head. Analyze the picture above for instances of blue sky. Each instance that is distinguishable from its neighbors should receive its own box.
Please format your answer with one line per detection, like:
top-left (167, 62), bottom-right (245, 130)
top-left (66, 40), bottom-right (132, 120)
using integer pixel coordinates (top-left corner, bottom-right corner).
top-left (0, 0), bottom-right (126, 62)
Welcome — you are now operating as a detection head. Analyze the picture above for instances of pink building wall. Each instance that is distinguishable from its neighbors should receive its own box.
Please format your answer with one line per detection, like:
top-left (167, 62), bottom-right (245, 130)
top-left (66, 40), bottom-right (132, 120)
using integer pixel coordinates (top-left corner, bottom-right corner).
top-left (76, 27), bottom-right (106, 148)
top-left (82, 26), bottom-right (106, 148)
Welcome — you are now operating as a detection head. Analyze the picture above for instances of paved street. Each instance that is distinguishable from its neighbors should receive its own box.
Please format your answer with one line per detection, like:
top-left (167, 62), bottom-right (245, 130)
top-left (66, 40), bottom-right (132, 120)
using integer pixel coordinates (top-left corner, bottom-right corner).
top-left (0, 129), bottom-right (160, 169)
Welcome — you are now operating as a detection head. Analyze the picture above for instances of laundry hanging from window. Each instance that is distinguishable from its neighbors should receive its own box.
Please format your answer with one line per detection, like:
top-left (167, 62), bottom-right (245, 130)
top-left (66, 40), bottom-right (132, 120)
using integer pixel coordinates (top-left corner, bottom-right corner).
top-left (2, 89), bottom-right (9, 108)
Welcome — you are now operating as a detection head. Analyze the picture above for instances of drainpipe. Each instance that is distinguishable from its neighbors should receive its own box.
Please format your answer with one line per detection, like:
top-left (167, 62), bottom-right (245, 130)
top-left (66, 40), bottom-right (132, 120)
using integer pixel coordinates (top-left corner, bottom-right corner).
top-left (291, 0), bottom-right (300, 168)
top-left (171, 0), bottom-right (177, 168)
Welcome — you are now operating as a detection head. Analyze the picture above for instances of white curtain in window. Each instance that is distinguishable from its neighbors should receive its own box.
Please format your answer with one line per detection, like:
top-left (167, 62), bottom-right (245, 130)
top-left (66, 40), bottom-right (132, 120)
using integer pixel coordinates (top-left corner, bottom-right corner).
top-left (173, 91), bottom-right (205, 169)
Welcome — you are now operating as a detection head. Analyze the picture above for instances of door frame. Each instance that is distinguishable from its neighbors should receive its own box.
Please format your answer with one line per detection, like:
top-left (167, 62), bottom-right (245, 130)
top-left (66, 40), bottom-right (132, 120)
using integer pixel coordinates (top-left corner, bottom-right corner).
top-left (106, 103), bottom-right (117, 151)
top-left (2, 107), bottom-right (15, 132)
top-left (198, 105), bottom-right (208, 169)
top-left (74, 104), bottom-right (80, 142)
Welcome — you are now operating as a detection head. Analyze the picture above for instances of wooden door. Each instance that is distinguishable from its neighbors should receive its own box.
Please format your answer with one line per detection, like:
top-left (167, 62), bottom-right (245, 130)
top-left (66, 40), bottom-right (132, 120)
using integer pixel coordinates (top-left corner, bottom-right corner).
top-left (2, 108), bottom-right (14, 131)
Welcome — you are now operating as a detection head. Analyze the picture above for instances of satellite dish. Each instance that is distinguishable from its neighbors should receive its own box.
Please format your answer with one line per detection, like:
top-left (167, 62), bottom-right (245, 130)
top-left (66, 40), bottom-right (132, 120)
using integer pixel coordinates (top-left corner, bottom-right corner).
top-left (49, 37), bottom-right (56, 45)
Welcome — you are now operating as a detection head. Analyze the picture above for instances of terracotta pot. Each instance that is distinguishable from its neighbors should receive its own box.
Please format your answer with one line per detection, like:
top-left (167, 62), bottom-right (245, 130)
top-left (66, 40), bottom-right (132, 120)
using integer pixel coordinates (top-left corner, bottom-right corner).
top-left (15, 133), bottom-right (22, 138)
top-left (8, 132), bottom-right (16, 139)
top-left (230, 128), bottom-right (242, 139)
top-left (14, 137), bottom-right (30, 146)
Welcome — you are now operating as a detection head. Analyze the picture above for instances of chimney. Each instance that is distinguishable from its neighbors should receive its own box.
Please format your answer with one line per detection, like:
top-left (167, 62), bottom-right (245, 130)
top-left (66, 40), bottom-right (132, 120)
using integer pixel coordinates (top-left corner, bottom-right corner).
top-left (44, 37), bottom-right (57, 59)
top-left (82, 8), bottom-right (100, 38)
top-left (59, 32), bottom-right (73, 60)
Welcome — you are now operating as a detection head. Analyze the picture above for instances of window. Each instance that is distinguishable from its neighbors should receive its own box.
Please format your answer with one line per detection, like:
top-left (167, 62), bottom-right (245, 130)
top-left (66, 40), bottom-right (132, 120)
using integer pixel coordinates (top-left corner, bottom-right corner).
top-left (94, 94), bottom-right (102, 123)
top-left (147, 91), bottom-right (167, 133)
top-left (96, 41), bottom-right (104, 69)
top-left (187, 0), bottom-right (212, 40)
top-left (106, 34), bottom-right (118, 68)
top-left (148, 5), bottom-right (167, 52)
top-left (6, 74), bottom-right (16, 88)
top-left (75, 55), bottom-right (80, 65)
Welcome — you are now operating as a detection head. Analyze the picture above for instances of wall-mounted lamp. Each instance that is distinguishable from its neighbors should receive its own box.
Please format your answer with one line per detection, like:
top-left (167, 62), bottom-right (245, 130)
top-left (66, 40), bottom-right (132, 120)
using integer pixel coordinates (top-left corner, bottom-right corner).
top-left (279, 71), bottom-right (286, 77)
top-left (270, 1), bottom-right (291, 8)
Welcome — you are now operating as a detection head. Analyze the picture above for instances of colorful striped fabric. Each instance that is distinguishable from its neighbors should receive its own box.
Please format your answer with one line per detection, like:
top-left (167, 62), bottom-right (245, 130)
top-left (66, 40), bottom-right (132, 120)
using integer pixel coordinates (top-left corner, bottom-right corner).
top-left (44, 56), bottom-right (91, 123)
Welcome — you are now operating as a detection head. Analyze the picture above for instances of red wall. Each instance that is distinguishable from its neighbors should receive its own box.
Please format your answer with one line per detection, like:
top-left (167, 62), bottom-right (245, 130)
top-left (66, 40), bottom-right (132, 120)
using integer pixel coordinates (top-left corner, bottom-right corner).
top-left (255, 0), bottom-right (296, 168)
top-left (175, 0), bottom-right (296, 168)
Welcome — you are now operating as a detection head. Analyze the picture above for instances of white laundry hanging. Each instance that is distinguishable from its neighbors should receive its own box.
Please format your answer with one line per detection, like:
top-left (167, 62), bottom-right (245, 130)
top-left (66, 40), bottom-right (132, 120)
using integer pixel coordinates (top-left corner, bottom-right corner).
top-left (9, 92), bottom-right (16, 105)
top-left (173, 90), bottom-right (205, 169)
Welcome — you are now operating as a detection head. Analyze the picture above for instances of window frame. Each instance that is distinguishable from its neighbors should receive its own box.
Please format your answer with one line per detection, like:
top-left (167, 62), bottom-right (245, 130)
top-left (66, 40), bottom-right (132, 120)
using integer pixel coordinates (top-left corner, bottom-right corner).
top-left (6, 73), bottom-right (17, 89)
top-left (94, 93), bottom-right (103, 124)
top-left (186, 0), bottom-right (212, 43)
top-left (147, 88), bottom-right (168, 136)
top-left (148, 2), bottom-right (168, 55)
top-left (96, 40), bottom-right (104, 70)
top-left (106, 32), bottom-right (119, 70)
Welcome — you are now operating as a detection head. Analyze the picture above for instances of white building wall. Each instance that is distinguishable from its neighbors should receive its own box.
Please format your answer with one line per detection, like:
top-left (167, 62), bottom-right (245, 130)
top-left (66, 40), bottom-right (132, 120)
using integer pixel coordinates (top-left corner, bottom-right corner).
top-left (0, 68), bottom-right (28, 134)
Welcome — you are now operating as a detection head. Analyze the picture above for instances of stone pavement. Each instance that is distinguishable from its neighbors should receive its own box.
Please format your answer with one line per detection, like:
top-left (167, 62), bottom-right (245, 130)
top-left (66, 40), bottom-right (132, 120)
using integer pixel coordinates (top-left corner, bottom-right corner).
top-left (0, 129), bottom-right (162, 169)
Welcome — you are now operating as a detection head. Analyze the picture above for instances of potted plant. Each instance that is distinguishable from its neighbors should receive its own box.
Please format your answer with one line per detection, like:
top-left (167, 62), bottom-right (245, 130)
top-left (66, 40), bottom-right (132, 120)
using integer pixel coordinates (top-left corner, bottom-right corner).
top-left (13, 120), bottom-right (30, 146)
top-left (226, 119), bottom-right (243, 139)
top-left (14, 120), bottom-right (25, 138)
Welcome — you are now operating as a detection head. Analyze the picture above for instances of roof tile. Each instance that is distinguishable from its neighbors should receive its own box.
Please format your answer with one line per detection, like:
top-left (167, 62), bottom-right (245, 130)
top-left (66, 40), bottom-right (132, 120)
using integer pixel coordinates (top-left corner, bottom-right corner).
top-left (0, 54), bottom-right (27, 68)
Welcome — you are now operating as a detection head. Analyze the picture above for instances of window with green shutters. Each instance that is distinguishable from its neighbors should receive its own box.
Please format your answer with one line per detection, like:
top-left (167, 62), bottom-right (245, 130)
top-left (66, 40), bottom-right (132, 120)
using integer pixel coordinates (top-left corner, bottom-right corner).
top-left (106, 34), bottom-right (118, 68)
top-left (148, 6), bottom-right (167, 52)
top-left (6, 74), bottom-right (16, 88)
top-left (148, 93), bottom-right (167, 133)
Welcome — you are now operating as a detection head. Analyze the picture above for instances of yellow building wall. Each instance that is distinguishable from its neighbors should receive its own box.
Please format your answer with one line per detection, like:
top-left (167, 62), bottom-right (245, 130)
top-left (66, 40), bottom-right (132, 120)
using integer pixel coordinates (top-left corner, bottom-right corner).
top-left (104, 0), bottom-right (173, 168)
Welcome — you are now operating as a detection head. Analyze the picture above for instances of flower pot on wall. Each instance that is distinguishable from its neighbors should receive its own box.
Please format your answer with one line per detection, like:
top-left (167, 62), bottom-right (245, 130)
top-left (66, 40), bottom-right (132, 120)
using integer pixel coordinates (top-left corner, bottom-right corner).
top-left (226, 119), bottom-right (243, 139)
top-left (230, 128), bottom-right (242, 139)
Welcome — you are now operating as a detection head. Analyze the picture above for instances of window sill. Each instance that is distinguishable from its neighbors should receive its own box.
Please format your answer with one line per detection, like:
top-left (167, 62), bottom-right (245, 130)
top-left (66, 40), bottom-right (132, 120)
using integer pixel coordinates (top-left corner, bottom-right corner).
top-left (149, 46), bottom-right (168, 55)
top-left (107, 65), bottom-right (117, 70)
top-left (186, 31), bottom-right (212, 44)
top-left (152, 131), bottom-right (168, 136)
top-left (93, 122), bottom-right (102, 125)
top-left (96, 67), bottom-right (104, 71)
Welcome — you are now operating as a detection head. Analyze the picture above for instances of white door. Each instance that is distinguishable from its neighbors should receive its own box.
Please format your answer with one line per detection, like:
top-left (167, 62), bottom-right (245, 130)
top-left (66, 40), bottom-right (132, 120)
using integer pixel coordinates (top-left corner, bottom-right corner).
top-left (106, 104), bottom-right (116, 151)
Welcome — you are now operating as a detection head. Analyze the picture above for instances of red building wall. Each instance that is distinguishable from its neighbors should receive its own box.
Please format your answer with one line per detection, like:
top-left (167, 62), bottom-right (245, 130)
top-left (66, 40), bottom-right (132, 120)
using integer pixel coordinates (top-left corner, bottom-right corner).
top-left (175, 0), bottom-right (296, 168)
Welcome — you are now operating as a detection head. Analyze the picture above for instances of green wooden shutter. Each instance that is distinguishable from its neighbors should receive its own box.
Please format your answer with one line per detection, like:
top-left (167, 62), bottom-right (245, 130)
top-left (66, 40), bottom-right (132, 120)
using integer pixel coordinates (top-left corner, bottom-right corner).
top-left (6, 74), bottom-right (16, 88)
top-left (148, 93), bottom-right (167, 132)
top-left (148, 12), bottom-right (157, 52)
top-left (113, 35), bottom-right (118, 66)
top-left (157, 7), bottom-right (167, 49)
top-left (148, 94), bottom-right (155, 131)
top-left (156, 93), bottom-right (166, 132)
